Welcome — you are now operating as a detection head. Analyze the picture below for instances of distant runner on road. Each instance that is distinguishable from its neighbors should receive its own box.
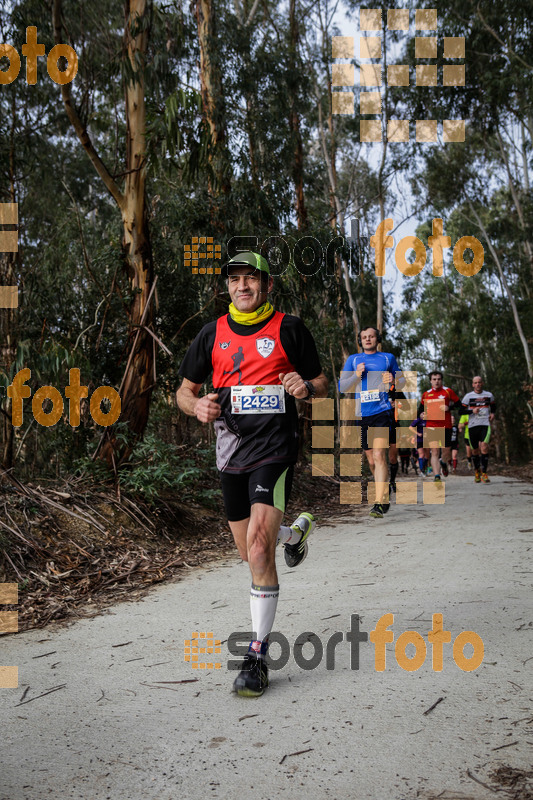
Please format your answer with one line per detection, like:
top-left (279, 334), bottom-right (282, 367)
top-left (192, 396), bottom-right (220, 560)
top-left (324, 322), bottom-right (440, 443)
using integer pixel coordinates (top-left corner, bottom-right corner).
top-left (441, 417), bottom-right (459, 475)
top-left (462, 376), bottom-right (496, 483)
top-left (176, 252), bottom-right (328, 698)
top-left (418, 372), bottom-right (462, 485)
top-left (449, 419), bottom-right (459, 474)
top-left (339, 326), bottom-right (403, 519)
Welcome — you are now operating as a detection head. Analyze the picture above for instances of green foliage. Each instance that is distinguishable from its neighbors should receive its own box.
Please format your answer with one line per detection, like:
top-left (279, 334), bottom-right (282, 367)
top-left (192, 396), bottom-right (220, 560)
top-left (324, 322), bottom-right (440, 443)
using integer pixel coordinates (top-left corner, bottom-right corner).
top-left (387, 0), bottom-right (533, 460)
top-left (117, 435), bottom-right (203, 502)
top-left (75, 431), bottom-right (220, 508)
top-left (1, 0), bottom-right (530, 483)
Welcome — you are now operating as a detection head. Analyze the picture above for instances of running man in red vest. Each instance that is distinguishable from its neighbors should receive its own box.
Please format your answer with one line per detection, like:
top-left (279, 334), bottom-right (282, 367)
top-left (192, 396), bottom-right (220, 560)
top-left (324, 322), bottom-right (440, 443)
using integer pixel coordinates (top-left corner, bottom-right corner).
top-left (418, 371), bottom-right (462, 485)
top-left (176, 252), bottom-right (328, 697)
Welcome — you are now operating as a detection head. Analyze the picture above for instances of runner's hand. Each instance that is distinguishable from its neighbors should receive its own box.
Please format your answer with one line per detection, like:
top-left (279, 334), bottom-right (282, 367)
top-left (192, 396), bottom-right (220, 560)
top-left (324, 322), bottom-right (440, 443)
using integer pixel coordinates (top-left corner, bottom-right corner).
top-left (382, 370), bottom-right (393, 384)
top-left (355, 362), bottom-right (365, 379)
top-left (195, 393), bottom-right (221, 423)
top-left (489, 413), bottom-right (495, 422)
top-left (279, 372), bottom-right (308, 399)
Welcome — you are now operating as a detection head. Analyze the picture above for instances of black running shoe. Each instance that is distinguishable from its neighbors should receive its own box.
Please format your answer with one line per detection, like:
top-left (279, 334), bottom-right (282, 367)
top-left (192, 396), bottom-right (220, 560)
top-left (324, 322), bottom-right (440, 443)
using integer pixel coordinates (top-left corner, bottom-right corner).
top-left (369, 503), bottom-right (384, 518)
top-left (440, 459), bottom-right (449, 477)
top-left (382, 503), bottom-right (390, 514)
top-left (233, 654), bottom-right (269, 697)
top-left (389, 481), bottom-right (397, 494)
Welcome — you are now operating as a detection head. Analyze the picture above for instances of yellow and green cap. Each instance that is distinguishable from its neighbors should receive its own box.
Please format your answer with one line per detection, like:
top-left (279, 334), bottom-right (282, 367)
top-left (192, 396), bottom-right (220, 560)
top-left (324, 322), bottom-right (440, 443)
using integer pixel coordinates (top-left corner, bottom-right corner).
top-left (221, 251), bottom-right (270, 278)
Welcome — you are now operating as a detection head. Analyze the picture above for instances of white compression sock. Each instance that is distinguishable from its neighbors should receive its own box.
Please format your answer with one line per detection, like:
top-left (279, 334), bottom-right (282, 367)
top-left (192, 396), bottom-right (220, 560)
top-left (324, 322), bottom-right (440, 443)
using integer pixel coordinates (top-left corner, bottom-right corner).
top-left (249, 583), bottom-right (279, 655)
top-left (276, 525), bottom-right (299, 545)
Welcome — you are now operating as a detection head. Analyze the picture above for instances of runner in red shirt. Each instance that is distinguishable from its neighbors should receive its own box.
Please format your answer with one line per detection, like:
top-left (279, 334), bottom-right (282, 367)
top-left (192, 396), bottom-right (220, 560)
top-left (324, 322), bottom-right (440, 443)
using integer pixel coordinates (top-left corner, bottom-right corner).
top-left (418, 371), bottom-right (461, 484)
top-left (176, 252), bottom-right (328, 697)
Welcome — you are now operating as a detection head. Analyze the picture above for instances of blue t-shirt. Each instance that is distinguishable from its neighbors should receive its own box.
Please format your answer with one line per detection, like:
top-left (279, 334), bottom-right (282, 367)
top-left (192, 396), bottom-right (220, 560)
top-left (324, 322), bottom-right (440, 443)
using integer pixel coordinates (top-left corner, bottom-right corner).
top-left (339, 351), bottom-right (402, 417)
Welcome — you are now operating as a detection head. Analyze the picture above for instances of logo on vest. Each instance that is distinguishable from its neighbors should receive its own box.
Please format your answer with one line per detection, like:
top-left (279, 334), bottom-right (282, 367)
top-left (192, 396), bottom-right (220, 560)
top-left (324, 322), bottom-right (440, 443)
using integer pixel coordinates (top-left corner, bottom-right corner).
top-left (219, 340), bottom-right (231, 349)
top-left (256, 336), bottom-right (275, 358)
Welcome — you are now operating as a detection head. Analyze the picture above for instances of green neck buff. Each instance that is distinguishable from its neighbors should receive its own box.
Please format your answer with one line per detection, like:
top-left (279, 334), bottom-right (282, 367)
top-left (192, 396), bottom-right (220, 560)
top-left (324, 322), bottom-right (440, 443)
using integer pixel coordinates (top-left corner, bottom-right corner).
top-left (229, 301), bottom-right (274, 326)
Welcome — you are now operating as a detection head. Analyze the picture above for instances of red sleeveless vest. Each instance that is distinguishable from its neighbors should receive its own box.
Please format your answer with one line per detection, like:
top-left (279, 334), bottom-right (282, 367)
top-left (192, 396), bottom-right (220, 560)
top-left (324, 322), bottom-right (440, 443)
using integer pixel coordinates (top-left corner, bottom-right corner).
top-left (212, 311), bottom-right (294, 387)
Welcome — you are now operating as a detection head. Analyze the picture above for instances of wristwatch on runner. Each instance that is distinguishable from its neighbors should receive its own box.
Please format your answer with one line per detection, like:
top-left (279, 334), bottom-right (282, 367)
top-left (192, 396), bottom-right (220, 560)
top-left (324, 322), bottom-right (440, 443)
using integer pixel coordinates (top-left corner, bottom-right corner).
top-left (303, 380), bottom-right (316, 400)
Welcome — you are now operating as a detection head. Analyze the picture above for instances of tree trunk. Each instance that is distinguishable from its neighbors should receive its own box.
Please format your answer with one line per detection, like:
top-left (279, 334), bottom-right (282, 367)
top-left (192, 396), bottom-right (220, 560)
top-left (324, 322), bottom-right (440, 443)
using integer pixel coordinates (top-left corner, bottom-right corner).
top-left (1, 96), bottom-right (19, 470)
top-left (376, 197), bottom-right (385, 343)
top-left (53, 0), bottom-right (155, 465)
top-left (0, 251), bottom-right (17, 470)
top-left (376, 21), bottom-right (389, 346)
top-left (470, 203), bottom-right (532, 379)
top-left (288, 0), bottom-right (308, 230)
top-left (195, 0), bottom-right (231, 196)
top-left (376, 146), bottom-right (387, 344)
top-left (325, 71), bottom-right (337, 227)
top-left (496, 129), bottom-right (533, 281)
top-left (316, 90), bottom-right (360, 342)
top-left (245, 94), bottom-right (260, 192)
top-left (111, 0), bottom-right (154, 463)
top-left (234, 0), bottom-right (262, 193)
top-left (316, 11), bottom-right (353, 338)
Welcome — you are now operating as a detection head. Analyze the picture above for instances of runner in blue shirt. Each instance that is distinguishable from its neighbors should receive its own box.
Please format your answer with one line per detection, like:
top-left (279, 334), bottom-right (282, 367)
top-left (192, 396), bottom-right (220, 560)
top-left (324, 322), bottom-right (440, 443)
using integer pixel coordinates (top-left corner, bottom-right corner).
top-left (339, 326), bottom-right (403, 518)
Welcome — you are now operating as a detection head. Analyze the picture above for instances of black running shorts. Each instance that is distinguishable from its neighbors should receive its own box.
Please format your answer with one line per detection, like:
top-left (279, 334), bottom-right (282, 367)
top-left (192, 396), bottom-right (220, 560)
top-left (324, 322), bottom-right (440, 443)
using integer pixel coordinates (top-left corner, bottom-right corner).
top-left (468, 425), bottom-right (491, 449)
top-left (357, 410), bottom-right (396, 451)
top-left (220, 463), bottom-right (294, 522)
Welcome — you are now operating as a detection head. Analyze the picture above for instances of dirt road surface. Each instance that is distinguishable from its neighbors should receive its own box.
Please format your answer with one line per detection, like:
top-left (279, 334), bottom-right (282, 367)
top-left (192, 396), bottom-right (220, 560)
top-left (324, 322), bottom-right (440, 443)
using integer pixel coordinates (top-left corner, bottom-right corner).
top-left (1, 475), bottom-right (532, 800)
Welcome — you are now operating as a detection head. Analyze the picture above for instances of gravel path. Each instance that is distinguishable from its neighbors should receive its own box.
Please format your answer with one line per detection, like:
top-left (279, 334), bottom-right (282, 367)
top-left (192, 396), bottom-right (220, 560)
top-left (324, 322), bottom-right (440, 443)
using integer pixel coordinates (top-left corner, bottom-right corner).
top-left (1, 475), bottom-right (532, 800)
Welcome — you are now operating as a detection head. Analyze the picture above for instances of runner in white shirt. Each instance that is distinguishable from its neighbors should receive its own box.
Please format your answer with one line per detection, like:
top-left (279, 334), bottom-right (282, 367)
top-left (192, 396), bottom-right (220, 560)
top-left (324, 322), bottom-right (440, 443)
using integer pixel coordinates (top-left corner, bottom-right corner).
top-left (461, 376), bottom-right (496, 483)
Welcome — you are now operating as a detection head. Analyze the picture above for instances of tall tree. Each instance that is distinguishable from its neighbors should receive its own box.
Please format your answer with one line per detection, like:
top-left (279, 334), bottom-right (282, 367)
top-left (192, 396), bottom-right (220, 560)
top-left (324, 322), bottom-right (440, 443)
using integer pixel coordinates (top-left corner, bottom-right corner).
top-left (53, 0), bottom-right (154, 465)
top-left (0, 95), bottom-right (18, 469)
top-left (287, 0), bottom-right (308, 230)
top-left (195, 0), bottom-right (231, 197)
